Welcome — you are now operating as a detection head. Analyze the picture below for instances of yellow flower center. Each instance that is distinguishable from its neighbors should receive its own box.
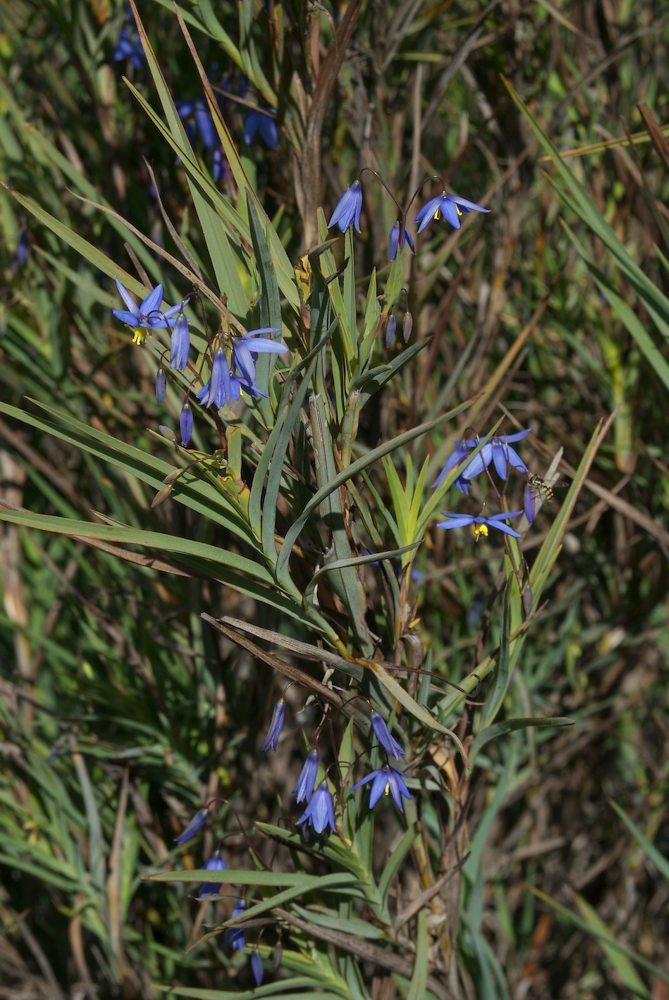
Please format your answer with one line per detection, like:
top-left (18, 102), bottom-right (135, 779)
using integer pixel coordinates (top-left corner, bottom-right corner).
top-left (384, 781), bottom-right (391, 797)
top-left (132, 328), bottom-right (146, 345)
top-left (472, 522), bottom-right (488, 542)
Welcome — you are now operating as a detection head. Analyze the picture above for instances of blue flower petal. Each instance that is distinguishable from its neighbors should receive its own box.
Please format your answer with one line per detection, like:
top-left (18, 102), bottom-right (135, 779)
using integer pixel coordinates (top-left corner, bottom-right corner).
top-left (140, 283), bottom-right (163, 316)
top-left (115, 278), bottom-right (138, 315)
top-left (112, 308), bottom-right (142, 327)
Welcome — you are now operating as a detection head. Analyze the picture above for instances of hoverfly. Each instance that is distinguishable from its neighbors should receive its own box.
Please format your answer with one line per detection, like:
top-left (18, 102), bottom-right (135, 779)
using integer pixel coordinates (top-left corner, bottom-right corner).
top-left (526, 473), bottom-right (568, 503)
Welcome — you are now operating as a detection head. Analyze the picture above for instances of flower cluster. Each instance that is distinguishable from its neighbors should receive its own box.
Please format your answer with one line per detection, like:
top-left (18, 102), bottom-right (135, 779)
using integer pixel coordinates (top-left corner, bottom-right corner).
top-left (350, 712), bottom-right (412, 815)
top-left (327, 174), bottom-right (489, 261)
top-left (432, 429), bottom-right (536, 540)
top-left (176, 98), bottom-right (227, 183)
top-left (113, 23), bottom-right (144, 70)
top-left (173, 832), bottom-right (257, 976)
top-left (433, 430), bottom-right (530, 494)
top-left (111, 280), bottom-right (286, 446)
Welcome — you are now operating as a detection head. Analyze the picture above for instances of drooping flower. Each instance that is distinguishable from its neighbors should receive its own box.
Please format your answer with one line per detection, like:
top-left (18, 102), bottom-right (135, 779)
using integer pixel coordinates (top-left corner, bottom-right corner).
top-left (432, 440), bottom-right (478, 491)
top-left (170, 315), bottom-right (190, 371)
top-left (199, 850), bottom-right (228, 899)
top-left (370, 713), bottom-right (405, 759)
top-left (297, 783), bottom-right (336, 836)
top-left (328, 181), bottom-right (363, 234)
top-left (155, 367), bottom-right (167, 403)
top-left (204, 349), bottom-right (233, 408)
top-left (436, 511), bottom-right (523, 541)
top-left (244, 108), bottom-right (278, 149)
top-left (177, 98), bottom-right (217, 148)
top-left (294, 750), bottom-right (319, 804)
top-left (175, 806), bottom-right (208, 845)
top-left (231, 327), bottom-right (285, 394)
top-left (351, 765), bottom-right (412, 813)
top-left (385, 314), bottom-right (397, 348)
top-left (415, 192), bottom-right (489, 234)
top-left (113, 26), bottom-right (144, 70)
top-left (177, 98), bottom-right (228, 181)
top-left (388, 221), bottom-right (415, 261)
top-left (212, 147), bottom-right (228, 183)
top-left (180, 402), bottom-right (193, 446)
top-left (225, 900), bottom-right (247, 950)
top-left (523, 482), bottom-right (537, 524)
top-left (11, 229), bottom-right (29, 271)
top-left (250, 951), bottom-right (264, 986)
top-left (113, 279), bottom-right (182, 332)
top-left (263, 699), bottom-right (286, 752)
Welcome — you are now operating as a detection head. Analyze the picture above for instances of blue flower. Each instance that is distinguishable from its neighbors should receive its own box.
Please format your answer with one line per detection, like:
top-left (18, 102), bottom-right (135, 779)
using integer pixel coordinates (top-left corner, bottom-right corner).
top-left (432, 440), bottom-right (476, 490)
top-left (113, 26), bottom-right (144, 70)
top-left (436, 511), bottom-right (523, 541)
top-left (201, 349), bottom-right (234, 408)
top-left (488, 430), bottom-right (530, 479)
top-left (225, 900), bottom-right (247, 950)
top-left (113, 279), bottom-right (182, 332)
top-left (297, 783), bottom-right (336, 836)
top-left (250, 951), bottom-right (264, 986)
top-left (263, 699), bottom-right (286, 752)
top-left (180, 403), bottom-right (193, 446)
top-left (328, 181), bottom-right (363, 234)
top-left (388, 221), bottom-right (415, 261)
top-left (351, 765), bottom-right (412, 813)
top-left (177, 98), bottom-right (217, 149)
top-left (155, 367), bottom-right (167, 403)
top-left (12, 229), bottom-right (29, 271)
top-left (294, 750), bottom-right (319, 804)
top-left (199, 850), bottom-right (227, 899)
top-left (170, 315), bottom-right (190, 370)
top-left (370, 713), bottom-right (405, 759)
top-left (432, 430), bottom-right (530, 492)
top-left (244, 108), bottom-right (278, 149)
top-left (175, 806), bottom-right (208, 845)
top-left (415, 192), bottom-right (489, 234)
top-left (231, 327), bottom-right (285, 394)
top-left (523, 483), bottom-right (536, 524)
top-left (212, 147), bottom-right (227, 183)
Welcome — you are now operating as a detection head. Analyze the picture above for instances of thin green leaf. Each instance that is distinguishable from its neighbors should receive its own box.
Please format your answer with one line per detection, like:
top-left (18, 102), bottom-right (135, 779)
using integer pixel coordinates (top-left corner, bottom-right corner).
top-left (469, 716), bottom-right (573, 766)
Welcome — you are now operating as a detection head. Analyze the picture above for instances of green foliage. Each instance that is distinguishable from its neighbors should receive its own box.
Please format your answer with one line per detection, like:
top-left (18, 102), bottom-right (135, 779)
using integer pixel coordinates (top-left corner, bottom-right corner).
top-left (1, 1), bottom-right (668, 998)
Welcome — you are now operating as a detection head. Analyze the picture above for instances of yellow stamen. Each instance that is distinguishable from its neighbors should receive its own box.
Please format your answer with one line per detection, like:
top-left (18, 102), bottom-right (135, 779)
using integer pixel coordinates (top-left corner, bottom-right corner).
top-left (132, 328), bottom-right (146, 346)
top-left (472, 522), bottom-right (488, 542)
top-left (456, 206), bottom-right (463, 217)
top-left (384, 781), bottom-right (391, 797)
top-left (434, 208), bottom-right (441, 221)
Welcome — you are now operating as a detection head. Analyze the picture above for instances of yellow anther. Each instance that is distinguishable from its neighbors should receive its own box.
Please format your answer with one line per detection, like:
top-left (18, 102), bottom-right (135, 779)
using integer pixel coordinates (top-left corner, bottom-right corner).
top-left (472, 522), bottom-right (489, 542)
top-left (132, 328), bottom-right (146, 345)
top-left (384, 781), bottom-right (391, 797)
